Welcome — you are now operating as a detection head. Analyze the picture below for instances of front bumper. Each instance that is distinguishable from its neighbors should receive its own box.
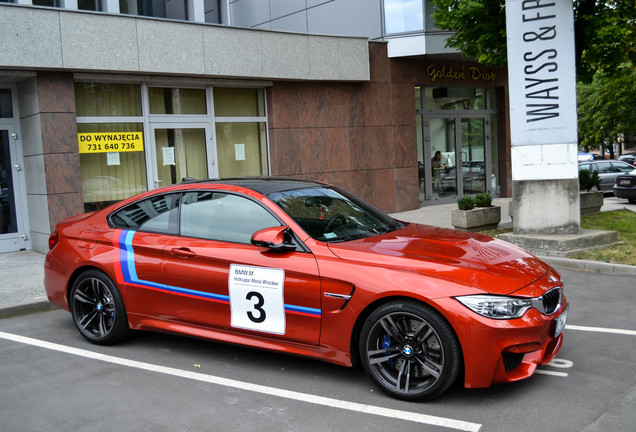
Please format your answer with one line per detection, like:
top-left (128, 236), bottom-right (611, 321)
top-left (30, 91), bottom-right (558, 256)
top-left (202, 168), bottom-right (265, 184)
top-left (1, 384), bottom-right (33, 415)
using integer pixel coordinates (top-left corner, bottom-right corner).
top-left (430, 294), bottom-right (568, 389)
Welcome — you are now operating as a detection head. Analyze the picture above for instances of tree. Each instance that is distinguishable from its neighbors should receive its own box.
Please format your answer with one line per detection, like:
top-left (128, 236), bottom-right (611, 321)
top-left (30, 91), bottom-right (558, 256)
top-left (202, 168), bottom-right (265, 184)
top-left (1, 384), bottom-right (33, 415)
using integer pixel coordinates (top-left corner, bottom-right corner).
top-left (431, 0), bottom-right (635, 83)
top-left (431, 0), bottom-right (635, 152)
top-left (577, 66), bottom-right (636, 156)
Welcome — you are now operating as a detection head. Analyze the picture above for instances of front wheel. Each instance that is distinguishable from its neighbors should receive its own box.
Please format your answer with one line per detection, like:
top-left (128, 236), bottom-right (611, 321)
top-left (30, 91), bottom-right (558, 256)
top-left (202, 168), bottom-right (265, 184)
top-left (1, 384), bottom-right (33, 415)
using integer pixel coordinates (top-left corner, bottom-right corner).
top-left (359, 300), bottom-right (461, 401)
top-left (70, 270), bottom-right (129, 345)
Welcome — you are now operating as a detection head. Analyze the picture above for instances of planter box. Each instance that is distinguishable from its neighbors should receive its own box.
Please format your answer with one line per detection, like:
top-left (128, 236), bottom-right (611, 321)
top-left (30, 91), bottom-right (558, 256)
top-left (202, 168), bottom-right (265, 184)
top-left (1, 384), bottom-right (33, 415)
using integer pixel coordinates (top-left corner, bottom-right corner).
top-left (580, 191), bottom-right (603, 215)
top-left (452, 206), bottom-right (501, 231)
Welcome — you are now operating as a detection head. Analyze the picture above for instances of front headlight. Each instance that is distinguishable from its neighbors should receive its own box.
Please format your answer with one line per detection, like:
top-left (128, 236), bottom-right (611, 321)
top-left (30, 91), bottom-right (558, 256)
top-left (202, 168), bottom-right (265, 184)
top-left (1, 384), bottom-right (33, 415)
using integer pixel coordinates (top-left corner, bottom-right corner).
top-left (455, 295), bottom-right (532, 319)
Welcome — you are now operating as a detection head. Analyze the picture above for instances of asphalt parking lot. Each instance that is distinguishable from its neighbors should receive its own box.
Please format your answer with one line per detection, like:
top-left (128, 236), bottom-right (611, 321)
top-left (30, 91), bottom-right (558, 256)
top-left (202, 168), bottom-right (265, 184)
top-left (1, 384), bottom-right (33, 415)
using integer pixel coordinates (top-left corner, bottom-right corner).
top-left (1, 267), bottom-right (634, 432)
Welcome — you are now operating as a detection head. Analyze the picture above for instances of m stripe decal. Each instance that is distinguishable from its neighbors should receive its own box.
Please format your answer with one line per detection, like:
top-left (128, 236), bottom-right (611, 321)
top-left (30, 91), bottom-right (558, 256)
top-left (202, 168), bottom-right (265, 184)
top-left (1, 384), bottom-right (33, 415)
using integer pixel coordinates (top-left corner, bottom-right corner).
top-left (116, 230), bottom-right (320, 317)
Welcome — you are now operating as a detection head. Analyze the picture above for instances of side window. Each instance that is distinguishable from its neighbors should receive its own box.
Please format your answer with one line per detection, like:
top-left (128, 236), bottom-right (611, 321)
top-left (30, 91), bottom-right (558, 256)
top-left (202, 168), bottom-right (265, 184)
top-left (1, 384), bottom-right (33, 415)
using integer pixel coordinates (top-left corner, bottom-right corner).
top-left (110, 193), bottom-right (179, 233)
top-left (613, 162), bottom-right (635, 173)
top-left (180, 191), bottom-right (279, 244)
top-left (596, 162), bottom-right (613, 173)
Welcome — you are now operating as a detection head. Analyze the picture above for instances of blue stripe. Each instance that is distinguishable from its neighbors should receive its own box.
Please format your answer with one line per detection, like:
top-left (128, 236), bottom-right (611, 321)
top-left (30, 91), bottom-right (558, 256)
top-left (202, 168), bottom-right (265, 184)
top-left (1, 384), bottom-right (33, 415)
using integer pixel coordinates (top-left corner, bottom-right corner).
top-left (285, 304), bottom-right (322, 316)
top-left (118, 230), bottom-right (320, 317)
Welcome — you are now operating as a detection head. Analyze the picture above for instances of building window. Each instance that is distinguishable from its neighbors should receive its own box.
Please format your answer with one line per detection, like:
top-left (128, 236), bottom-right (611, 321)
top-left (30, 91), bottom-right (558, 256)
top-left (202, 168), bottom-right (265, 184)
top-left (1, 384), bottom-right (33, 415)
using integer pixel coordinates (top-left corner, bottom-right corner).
top-left (119, 0), bottom-right (188, 20)
top-left (204, 0), bottom-right (222, 24)
top-left (383, 0), bottom-right (424, 34)
top-left (76, 83), bottom-right (269, 212)
top-left (32, 0), bottom-right (59, 6)
top-left (0, 89), bottom-right (13, 118)
top-left (79, 0), bottom-right (102, 11)
top-left (75, 84), bottom-right (146, 212)
top-left (149, 87), bottom-right (207, 115)
top-left (213, 88), bottom-right (268, 178)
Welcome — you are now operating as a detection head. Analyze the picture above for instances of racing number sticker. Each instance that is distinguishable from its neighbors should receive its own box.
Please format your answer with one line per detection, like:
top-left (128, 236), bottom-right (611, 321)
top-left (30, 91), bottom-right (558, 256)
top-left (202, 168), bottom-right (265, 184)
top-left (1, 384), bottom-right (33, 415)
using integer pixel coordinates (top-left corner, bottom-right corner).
top-left (229, 265), bottom-right (285, 334)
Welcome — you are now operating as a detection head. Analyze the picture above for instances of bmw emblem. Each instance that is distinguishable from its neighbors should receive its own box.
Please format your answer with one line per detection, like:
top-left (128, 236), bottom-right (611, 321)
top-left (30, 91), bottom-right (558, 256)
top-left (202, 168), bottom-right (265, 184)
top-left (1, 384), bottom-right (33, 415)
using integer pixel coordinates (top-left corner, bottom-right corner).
top-left (403, 345), bottom-right (413, 357)
top-left (548, 275), bottom-right (558, 283)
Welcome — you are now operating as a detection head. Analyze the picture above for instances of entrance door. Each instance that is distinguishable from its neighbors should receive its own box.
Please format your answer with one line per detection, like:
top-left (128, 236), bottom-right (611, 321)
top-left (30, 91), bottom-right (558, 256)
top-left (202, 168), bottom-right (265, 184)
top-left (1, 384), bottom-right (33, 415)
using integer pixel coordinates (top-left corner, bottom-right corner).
top-left (0, 125), bottom-right (29, 252)
top-left (149, 124), bottom-right (213, 189)
top-left (424, 116), bottom-right (490, 203)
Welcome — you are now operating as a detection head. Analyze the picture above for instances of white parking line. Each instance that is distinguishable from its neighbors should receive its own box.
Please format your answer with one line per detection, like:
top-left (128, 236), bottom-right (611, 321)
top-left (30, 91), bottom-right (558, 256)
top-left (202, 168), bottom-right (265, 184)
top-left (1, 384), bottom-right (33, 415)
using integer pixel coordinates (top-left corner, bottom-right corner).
top-left (566, 325), bottom-right (636, 336)
top-left (0, 331), bottom-right (481, 432)
top-left (534, 370), bottom-right (568, 377)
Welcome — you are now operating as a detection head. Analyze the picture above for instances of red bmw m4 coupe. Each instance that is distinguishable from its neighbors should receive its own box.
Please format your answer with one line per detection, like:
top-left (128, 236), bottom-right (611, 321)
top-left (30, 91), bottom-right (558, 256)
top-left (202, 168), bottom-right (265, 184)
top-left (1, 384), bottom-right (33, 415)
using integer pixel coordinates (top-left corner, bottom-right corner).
top-left (45, 178), bottom-right (568, 400)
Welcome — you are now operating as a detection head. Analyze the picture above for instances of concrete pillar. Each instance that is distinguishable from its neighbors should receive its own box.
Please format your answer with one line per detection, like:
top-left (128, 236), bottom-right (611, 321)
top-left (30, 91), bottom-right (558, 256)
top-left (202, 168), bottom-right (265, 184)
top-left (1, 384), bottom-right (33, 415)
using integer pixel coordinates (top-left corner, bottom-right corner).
top-left (512, 179), bottom-right (580, 235)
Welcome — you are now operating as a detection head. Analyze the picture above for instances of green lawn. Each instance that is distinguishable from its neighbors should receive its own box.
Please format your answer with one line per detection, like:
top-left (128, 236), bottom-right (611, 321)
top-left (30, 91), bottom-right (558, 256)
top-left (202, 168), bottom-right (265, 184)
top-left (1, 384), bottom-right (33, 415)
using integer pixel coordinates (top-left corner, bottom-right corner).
top-left (481, 210), bottom-right (636, 266)
top-left (574, 210), bottom-right (636, 266)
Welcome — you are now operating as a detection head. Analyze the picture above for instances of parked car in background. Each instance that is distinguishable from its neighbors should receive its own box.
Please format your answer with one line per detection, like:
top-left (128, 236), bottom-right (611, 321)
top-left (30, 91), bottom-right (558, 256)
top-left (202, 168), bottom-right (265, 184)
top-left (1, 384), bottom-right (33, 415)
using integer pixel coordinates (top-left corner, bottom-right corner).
top-left (613, 169), bottom-right (636, 204)
top-left (579, 160), bottom-right (636, 194)
top-left (618, 153), bottom-right (636, 167)
top-left (577, 152), bottom-right (594, 162)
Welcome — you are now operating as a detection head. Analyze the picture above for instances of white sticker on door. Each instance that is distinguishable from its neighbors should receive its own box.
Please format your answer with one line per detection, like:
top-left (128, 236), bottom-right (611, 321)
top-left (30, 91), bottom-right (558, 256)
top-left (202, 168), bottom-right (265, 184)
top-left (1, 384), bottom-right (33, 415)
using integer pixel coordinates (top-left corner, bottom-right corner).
top-left (229, 264), bottom-right (285, 334)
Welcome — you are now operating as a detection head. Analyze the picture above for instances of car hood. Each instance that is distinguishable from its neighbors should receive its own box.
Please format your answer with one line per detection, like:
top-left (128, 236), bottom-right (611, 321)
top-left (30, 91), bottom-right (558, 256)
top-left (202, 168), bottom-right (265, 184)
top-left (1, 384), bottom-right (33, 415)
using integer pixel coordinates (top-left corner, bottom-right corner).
top-left (327, 223), bottom-right (549, 295)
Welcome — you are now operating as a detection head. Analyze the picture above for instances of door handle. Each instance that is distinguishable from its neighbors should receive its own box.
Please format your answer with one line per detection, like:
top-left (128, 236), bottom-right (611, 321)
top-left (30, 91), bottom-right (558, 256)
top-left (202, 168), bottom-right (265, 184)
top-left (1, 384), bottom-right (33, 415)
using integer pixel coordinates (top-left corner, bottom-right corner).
top-left (171, 247), bottom-right (196, 258)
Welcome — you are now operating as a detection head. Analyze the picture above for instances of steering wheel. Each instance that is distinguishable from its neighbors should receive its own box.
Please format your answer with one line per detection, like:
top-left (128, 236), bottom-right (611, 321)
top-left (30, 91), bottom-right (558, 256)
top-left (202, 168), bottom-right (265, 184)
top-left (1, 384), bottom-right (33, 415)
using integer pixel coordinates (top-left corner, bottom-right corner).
top-left (325, 214), bottom-right (347, 233)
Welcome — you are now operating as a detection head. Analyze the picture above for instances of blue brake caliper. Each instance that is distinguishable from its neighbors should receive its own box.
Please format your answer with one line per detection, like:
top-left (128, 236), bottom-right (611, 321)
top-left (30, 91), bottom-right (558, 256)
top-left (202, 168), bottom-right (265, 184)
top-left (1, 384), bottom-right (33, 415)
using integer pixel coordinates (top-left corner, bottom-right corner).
top-left (381, 333), bottom-right (394, 368)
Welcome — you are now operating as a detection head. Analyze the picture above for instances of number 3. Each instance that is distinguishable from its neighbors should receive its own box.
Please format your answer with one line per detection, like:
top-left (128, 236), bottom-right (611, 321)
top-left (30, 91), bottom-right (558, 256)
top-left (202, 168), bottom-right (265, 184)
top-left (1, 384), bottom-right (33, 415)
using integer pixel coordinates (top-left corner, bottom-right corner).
top-left (246, 291), bottom-right (266, 323)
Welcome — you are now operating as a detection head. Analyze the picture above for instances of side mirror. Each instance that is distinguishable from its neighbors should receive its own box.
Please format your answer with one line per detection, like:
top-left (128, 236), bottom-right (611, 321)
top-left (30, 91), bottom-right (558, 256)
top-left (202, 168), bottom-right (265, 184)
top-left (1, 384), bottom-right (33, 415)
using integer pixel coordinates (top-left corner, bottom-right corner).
top-left (251, 226), bottom-right (295, 251)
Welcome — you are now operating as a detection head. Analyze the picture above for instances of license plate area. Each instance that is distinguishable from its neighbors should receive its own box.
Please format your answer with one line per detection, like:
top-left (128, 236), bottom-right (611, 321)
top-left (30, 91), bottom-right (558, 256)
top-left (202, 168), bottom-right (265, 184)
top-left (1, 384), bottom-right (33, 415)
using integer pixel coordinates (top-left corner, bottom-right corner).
top-left (552, 305), bottom-right (568, 337)
top-left (619, 179), bottom-right (631, 186)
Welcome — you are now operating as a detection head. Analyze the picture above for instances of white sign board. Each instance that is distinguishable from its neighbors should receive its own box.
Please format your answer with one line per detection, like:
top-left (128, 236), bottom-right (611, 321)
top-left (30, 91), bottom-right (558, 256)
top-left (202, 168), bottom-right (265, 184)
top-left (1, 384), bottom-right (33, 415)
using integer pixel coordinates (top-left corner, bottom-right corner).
top-left (506, 0), bottom-right (578, 180)
top-left (229, 264), bottom-right (285, 335)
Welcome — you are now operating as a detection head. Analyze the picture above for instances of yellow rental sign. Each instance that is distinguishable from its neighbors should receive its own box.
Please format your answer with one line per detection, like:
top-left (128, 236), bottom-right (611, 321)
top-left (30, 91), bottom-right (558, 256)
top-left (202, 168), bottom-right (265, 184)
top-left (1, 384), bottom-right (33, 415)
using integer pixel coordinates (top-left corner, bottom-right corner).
top-left (78, 132), bottom-right (144, 153)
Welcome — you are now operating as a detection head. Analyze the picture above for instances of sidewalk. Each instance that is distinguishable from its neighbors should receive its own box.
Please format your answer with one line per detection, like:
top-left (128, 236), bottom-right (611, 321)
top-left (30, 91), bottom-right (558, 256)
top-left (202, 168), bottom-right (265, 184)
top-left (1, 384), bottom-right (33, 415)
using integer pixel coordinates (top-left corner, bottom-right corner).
top-left (1, 197), bottom-right (635, 318)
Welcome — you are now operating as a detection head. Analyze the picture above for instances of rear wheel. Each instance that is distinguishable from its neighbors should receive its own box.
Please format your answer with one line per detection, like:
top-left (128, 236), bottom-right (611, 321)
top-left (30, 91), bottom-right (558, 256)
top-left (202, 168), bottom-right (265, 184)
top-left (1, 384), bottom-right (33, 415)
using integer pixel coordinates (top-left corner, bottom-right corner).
top-left (70, 270), bottom-right (129, 345)
top-left (359, 300), bottom-right (461, 401)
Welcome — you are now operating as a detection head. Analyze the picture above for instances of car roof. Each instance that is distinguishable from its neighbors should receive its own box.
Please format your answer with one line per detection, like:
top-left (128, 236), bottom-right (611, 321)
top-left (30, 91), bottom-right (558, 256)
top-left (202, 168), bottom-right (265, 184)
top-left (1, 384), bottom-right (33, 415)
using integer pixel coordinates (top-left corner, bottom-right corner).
top-left (182, 177), bottom-right (326, 196)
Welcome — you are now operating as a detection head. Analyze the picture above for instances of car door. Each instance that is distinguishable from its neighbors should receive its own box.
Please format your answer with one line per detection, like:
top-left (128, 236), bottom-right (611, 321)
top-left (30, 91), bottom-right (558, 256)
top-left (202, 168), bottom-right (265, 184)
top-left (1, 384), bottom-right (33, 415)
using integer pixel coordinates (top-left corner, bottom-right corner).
top-left (108, 193), bottom-right (180, 320)
top-left (162, 190), bottom-right (322, 345)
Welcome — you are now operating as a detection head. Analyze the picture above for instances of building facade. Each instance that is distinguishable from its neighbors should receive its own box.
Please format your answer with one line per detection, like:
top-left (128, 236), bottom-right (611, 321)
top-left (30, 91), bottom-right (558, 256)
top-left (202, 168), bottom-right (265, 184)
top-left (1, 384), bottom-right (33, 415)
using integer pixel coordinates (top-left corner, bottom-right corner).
top-left (0, 1), bottom-right (511, 254)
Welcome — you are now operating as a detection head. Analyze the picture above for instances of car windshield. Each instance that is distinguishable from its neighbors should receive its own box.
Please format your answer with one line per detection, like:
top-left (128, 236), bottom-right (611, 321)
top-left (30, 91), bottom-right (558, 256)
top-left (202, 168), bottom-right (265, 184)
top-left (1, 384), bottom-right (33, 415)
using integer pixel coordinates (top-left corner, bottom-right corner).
top-left (268, 186), bottom-right (405, 242)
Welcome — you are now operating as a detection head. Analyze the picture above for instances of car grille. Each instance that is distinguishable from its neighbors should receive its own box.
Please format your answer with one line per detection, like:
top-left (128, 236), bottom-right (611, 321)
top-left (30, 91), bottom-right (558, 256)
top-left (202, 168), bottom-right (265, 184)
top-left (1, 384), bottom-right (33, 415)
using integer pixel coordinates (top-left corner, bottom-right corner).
top-left (541, 288), bottom-right (561, 315)
top-left (502, 352), bottom-right (524, 371)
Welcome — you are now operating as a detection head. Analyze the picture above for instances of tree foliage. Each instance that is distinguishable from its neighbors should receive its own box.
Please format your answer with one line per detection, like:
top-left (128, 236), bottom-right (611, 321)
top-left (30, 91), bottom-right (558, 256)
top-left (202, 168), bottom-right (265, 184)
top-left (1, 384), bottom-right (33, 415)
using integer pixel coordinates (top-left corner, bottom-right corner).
top-left (431, 0), bottom-right (635, 82)
top-left (577, 66), bottom-right (636, 154)
top-left (431, 0), bottom-right (635, 152)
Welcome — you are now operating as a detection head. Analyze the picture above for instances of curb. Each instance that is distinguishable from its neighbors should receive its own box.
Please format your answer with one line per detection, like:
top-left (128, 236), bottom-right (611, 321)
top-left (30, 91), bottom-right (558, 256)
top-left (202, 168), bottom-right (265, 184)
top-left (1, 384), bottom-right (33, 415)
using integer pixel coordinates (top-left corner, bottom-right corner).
top-left (540, 256), bottom-right (636, 276)
top-left (0, 297), bottom-right (58, 320)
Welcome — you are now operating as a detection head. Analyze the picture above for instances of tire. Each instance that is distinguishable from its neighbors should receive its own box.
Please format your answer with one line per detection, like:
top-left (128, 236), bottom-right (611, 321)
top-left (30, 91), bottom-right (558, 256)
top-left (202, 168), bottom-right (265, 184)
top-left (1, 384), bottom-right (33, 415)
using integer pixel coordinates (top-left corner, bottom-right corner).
top-left (359, 300), bottom-right (461, 401)
top-left (69, 270), bottom-right (129, 345)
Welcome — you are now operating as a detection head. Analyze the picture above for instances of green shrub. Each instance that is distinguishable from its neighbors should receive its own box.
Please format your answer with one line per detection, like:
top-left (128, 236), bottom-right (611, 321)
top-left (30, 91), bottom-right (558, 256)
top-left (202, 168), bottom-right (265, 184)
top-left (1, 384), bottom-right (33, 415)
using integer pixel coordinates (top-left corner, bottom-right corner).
top-left (579, 169), bottom-right (601, 192)
top-left (474, 193), bottom-right (493, 208)
top-left (457, 196), bottom-right (476, 210)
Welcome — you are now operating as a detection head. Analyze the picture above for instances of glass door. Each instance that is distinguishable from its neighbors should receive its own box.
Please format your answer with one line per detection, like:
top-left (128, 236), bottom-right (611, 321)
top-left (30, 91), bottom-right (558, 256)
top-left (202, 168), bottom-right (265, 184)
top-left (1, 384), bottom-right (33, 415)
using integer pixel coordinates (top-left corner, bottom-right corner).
top-left (150, 124), bottom-right (212, 188)
top-left (423, 116), bottom-right (490, 203)
top-left (460, 118), bottom-right (487, 195)
top-left (0, 125), bottom-right (28, 252)
top-left (429, 118), bottom-right (457, 200)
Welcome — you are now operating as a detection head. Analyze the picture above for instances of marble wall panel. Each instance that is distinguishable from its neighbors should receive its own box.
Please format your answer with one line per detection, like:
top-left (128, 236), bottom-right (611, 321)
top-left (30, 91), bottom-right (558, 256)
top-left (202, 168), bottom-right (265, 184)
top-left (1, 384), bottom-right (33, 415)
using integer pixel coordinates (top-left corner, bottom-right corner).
top-left (267, 84), bottom-right (300, 129)
top-left (391, 83), bottom-right (416, 127)
top-left (393, 125), bottom-right (417, 169)
top-left (369, 42), bottom-right (390, 83)
top-left (44, 153), bottom-right (81, 195)
top-left (348, 82), bottom-right (391, 128)
top-left (37, 72), bottom-right (75, 113)
top-left (394, 167), bottom-right (420, 212)
top-left (40, 112), bottom-right (78, 155)
top-left (300, 127), bottom-right (350, 174)
top-left (268, 128), bottom-right (303, 176)
top-left (297, 83), bottom-right (350, 129)
top-left (349, 126), bottom-right (394, 171)
top-left (47, 192), bottom-right (84, 231)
